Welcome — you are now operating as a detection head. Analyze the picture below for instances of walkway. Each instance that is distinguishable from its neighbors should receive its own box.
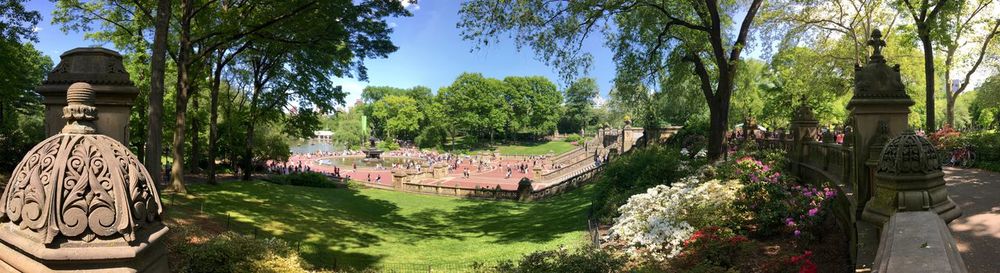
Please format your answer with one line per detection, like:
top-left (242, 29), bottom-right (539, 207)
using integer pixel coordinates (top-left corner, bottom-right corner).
top-left (944, 167), bottom-right (1000, 273)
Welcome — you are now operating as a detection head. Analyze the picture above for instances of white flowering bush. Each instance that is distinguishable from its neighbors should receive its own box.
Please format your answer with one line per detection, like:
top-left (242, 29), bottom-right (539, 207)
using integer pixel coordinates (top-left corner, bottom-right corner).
top-left (609, 177), bottom-right (742, 261)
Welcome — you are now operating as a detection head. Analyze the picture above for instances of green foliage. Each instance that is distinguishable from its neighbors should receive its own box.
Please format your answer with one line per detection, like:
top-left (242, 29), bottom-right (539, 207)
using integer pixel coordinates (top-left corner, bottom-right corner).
top-left (377, 139), bottom-right (400, 151)
top-left (593, 146), bottom-right (685, 222)
top-left (266, 172), bottom-right (338, 188)
top-left (962, 130), bottom-right (1000, 171)
top-left (0, 0), bottom-right (41, 42)
top-left (438, 73), bottom-right (512, 142)
top-left (371, 95), bottom-right (424, 139)
top-left (489, 247), bottom-right (628, 273)
top-left (732, 178), bottom-right (792, 238)
top-left (559, 78), bottom-right (598, 134)
top-left (563, 134), bottom-right (582, 143)
top-left (174, 232), bottom-right (311, 273)
top-left (0, 40), bottom-right (51, 172)
top-left (503, 76), bottom-right (564, 136)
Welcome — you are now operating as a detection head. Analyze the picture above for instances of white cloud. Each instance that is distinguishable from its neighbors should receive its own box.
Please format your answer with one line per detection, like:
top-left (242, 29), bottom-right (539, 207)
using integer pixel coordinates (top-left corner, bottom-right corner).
top-left (400, 0), bottom-right (420, 11)
top-left (31, 26), bottom-right (42, 33)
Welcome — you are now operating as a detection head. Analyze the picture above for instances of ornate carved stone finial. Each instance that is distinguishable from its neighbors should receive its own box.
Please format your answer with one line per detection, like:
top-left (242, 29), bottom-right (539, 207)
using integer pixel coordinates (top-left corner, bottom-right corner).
top-left (0, 80), bottom-right (168, 271)
top-left (867, 29), bottom-right (887, 63)
top-left (861, 128), bottom-right (961, 225)
top-left (792, 98), bottom-right (817, 122)
top-left (61, 82), bottom-right (98, 134)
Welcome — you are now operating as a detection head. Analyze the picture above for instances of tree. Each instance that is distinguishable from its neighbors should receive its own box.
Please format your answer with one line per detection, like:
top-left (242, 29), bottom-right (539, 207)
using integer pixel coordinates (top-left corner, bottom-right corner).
top-left (938, 0), bottom-right (999, 126)
top-left (438, 73), bottom-right (511, 144)
top-left (460, 0), bottom-right (771, 160)
top-left (0, 0), bottom-right (40, 43)
top-left (146, 0), bottom-right (170, 188)
top-left (895, 0), bottom-right (957, 130)
top-left (503, 76), bottom-right (563, 138)
top-left (560, 77), bottom-right (598, 134)
top-left (371, 95), bottom-right (424, 139)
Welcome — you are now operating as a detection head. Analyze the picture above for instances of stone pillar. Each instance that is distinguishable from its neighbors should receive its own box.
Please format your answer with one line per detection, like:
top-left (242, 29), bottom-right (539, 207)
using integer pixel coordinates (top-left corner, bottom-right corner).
top-left (0, 82), bottom-right (167, 272)
top-left (847, 30), bottom-right (918, 268)
top-left (532, 165), bottom-right (543, 181)
top-left (789, 101), bottom-right (819, 176)
top-left (392, 169), bottom-right (407, 189)
top-left (35, 47), bottom-right (139, 144)
top-left (432, 162), bottom-right (447, 178)
top-left (517, 178), bottom-right (533, 202)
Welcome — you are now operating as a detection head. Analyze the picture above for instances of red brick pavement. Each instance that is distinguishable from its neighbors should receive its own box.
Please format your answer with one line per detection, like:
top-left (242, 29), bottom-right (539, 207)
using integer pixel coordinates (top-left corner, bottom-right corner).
top-left (286, 155), bottom-right (556, 191)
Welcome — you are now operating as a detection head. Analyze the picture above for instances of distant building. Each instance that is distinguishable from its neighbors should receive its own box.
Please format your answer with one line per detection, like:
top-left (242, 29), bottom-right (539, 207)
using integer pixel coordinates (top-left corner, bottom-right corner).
top-left (314, 130), bottom-right (334, 141)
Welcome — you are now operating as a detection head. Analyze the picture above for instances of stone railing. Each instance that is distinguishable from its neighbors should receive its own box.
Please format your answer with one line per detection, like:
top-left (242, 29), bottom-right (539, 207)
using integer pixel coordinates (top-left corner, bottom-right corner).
top-left (872, 212), bottom-right (967, 273)
top-left (540, 152), bottom-right (597, 182)
top-left (401, 164), bottom-right (604, 201)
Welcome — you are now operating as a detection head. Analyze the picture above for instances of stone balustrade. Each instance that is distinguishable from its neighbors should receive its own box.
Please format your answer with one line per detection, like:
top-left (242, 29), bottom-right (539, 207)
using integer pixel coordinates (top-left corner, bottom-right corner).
top-left (872, 212), bottom-right (967, 273)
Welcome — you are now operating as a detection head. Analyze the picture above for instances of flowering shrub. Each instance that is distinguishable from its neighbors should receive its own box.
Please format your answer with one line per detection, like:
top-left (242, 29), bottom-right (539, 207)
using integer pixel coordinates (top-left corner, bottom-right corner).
top-left (735, 156), bottom-right (782, 184)
top-left (610, 178), bottom-right (742, 260)
top-left (669, 226), bottom-right (751, 272)
top-left (928, 125), bottom-right (963, 150)
top-left (785, 184), bottom-right (837, 240)
top-left (593, 146), bottom-right (685, 223)
top-left (788, 251), bottom-right (818, 273)
top-left (733, 180), bottom-right (792, 237)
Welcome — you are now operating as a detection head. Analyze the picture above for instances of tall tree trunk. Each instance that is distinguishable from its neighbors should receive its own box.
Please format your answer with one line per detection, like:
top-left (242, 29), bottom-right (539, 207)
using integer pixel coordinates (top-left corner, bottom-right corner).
top-left (170, 0), bottom-right (193, 194)
top-left (190, 91), bottom-right (201, 173)
top-left (241, 119), bottom-right (256, 181)
top-left (944, 58), bottom-right (954, 127)
top-left (919, 27), bottom-right (937, 131)
top-left (207, 55), bottom-right (224, 185)
top-left (145, 0), bottom-right (171, 189)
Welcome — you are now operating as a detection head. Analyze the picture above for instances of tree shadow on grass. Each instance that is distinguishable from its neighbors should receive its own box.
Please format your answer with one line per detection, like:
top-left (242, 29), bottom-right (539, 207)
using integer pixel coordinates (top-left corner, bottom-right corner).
top-left (184, 181), bottom-right (432, 269)
top-left (444, 184), bottom-right (593, 244)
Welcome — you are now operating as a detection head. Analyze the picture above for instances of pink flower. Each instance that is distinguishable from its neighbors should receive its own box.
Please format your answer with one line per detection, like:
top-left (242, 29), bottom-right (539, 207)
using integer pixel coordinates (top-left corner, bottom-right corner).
top-left (803, 191), bottom-right (813, 197)
top-left (808, 208), bottom-right (819, 216)
top-left (794, 230), bottom-right (801, 237)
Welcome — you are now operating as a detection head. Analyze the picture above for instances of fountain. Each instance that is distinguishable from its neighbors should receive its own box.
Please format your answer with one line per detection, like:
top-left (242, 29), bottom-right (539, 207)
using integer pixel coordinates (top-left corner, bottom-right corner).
top-left (362, 136), bottom-right (384, 161)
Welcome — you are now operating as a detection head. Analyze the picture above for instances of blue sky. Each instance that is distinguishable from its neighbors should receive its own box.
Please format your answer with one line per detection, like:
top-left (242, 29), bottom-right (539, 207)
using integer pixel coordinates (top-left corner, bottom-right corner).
top-left (25, 0), bottom-right (617, 106)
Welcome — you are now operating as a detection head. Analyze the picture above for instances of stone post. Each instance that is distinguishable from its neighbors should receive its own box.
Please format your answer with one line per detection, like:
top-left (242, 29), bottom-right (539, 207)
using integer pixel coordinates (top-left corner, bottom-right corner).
top-left (847, 30), bottom-right (917, 268)
top-left (35, 47), bottom-right (139, 144)
top-left (432, 162), bottom-right (447, 178)
top-left (789, 101), bottom-right (819, 176)
top-left (517, 178), bottom-right (533, 202)
top-left (532, 165), bottom-right (543, 181)
top-left (392, 169), bottom-right (407, 189)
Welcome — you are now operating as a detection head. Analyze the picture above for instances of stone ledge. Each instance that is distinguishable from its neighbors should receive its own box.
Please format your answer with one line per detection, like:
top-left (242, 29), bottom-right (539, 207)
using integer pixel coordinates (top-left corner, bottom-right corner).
top-left (872, 211), bottom-right (967, 273)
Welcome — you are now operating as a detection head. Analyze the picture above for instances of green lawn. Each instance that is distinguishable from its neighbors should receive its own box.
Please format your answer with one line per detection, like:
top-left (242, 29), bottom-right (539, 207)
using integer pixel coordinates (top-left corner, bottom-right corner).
top-left (166, 181), bottom-right (592, 270)
top-left (496, 141), bottom-right (576, 155)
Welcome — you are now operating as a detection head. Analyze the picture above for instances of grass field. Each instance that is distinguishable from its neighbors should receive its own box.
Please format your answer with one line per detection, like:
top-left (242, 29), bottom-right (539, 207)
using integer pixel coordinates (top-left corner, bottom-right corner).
top-left (165, 181), bottom-right (592, 270)
top-left (496, 141), bottom-right (576, 155)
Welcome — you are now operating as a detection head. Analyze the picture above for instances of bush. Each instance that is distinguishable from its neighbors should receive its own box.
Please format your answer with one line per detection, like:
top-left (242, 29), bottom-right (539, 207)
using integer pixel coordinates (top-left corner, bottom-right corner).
top-left (962, 130), bottom-right (1000, 162)
top-left (609, 178), bottom-right (743, 261)
top-left (267, 172), bottom-right (338, 188)
top-left (489, 247), bottom-right (628, 273)
top-left (669, 227), bottom-right (753, 273)
top-left (592, 146), bottom-right (686, 222)
top-left (929, 125), bottom-right (963, 150)
top-left (563, 133), bottom-right (583, 143)
top-left (175, 232), bottom-right (311, 273)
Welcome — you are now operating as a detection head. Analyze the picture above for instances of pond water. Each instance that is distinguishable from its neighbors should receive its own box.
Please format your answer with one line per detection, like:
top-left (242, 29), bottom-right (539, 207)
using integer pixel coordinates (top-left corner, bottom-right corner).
top-left (289, 142), bottom-right (344, 154)
top-left (315, 157), bottom-right (422, 168)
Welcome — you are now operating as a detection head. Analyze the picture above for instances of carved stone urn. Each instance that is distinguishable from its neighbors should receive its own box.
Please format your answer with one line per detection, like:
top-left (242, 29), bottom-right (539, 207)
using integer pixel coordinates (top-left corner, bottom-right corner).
top-left (861, 130), bottom-right (962, 226)
top-left (0, 82), bottom-right (168, 272)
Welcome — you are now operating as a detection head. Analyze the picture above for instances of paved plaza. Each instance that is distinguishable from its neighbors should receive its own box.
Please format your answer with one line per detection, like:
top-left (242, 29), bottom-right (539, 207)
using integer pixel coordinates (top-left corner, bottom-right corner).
top-left (945, 167), bottom-right (1000, 273)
